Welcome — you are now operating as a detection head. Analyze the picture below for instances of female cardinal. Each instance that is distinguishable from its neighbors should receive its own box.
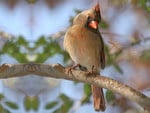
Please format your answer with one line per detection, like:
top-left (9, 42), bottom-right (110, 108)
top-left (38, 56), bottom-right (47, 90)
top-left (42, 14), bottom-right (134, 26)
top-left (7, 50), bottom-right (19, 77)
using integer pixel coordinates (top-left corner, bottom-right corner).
top-left (63, 3), bottom-right (105, 111)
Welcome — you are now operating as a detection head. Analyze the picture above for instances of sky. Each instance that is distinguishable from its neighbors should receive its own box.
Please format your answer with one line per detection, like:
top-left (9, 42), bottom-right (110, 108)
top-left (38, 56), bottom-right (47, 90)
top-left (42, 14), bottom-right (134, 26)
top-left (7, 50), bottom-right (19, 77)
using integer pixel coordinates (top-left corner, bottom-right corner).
top-left (0, 0), bottom-right (94, 41)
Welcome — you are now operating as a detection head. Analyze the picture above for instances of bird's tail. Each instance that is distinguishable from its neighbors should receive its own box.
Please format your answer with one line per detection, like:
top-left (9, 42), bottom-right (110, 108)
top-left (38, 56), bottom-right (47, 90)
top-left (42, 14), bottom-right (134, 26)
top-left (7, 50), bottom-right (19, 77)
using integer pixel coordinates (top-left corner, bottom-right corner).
top-left (80, 66), bottom-right (106, 111)
top-left (91, 84), bottom-right (105, 111)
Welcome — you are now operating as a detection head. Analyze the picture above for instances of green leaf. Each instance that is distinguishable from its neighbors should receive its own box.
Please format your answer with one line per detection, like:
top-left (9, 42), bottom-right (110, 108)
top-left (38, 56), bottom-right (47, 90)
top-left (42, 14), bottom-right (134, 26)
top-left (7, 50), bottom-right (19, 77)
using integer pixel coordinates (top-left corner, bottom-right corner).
top-left (74, 9), bottom-right (82, 14)
top-left (81, 84), bottom-right (91, 104)
top-left (140, 49), bottom-right (150, 62)
top-left (138, 0), bottom-right (146, 7)
top-left (0, 104), bottom-right (3, 113)
top-left (0, 104), bottom-right (11, 113)
top-left (53, 108), bottom-right (60, 113)
top-left (0, 94), bottom-right (4, 101)
top-left (16, 36), bottom-right (28, 46)
top-left (35, 36), bottom-right (47, 45)
top-left (45, 41), bottom-right (61, 56)
top-left (147, 6), bottom-right (150, 12)
top-left (62, 51), bottom-right (70, 62)
top-left (0, 35), bottom-right (66, 63)
top-left (113, 64), bottom-right (123, 74)
top-left (3, 108), bottom-right (11, 113)
top-left (5, 101), bottom-right (18, 109)
top-left (32, 97), bottom-right (39, 111)
top-left (14, 53), bottom-right (28, 63)
top-left (35, 53), bottom-right (49, 63)
top-left (84, 84), bottom-right (91, 96)
top-left (24, 96), bottom-right (32, 111)
top-left (106, 90), bottom-right (116, 103)
top-left (104, 45), bottom-right (113, 65)
top-left (99, 20), bottom-right (109, 29)
top-left (45, 101), bottom-right (58, 109)
top-left (24, 96), bottom-right (39, 111)
top-left (26, 0), bottom-right (38, 4)
top-left (59, 94), bottom-right (73, 104)
top-left (59, 94), bottom-right (73, 113)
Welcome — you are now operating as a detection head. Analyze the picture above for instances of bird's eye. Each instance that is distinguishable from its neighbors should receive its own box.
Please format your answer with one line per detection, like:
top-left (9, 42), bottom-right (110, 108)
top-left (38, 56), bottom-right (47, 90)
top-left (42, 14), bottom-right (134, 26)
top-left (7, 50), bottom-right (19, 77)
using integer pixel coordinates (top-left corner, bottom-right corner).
top-left (87, 16), bottom-right (91, 20)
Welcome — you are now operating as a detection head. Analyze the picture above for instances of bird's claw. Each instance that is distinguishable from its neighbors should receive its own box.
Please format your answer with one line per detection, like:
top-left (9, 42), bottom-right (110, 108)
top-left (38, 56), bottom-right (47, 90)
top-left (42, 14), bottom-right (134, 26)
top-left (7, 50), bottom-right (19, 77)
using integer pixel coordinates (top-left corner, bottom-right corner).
top-left (66, 64), bottom-right (81, 74)
top-left (86, 65), bottom-right (97, 76)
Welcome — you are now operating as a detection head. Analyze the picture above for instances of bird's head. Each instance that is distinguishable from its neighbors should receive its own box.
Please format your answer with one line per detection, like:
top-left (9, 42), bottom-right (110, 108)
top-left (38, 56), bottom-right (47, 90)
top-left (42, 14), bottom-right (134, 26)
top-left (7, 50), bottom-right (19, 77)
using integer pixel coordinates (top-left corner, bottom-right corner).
top-left (73, 3), bottom-right (101, 31)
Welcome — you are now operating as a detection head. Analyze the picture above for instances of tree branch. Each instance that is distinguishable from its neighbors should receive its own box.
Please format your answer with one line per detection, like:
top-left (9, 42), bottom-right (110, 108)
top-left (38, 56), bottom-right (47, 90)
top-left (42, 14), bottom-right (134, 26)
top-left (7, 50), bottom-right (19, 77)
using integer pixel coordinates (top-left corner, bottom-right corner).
top-left (0, 63), bottom-right (149, 111)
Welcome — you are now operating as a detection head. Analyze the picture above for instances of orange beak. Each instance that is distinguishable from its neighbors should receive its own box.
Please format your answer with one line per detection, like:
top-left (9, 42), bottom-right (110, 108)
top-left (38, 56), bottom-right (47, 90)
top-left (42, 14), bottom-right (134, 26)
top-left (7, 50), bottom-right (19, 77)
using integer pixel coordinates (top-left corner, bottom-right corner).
top-left (88, 20), bottom-right (98, 29)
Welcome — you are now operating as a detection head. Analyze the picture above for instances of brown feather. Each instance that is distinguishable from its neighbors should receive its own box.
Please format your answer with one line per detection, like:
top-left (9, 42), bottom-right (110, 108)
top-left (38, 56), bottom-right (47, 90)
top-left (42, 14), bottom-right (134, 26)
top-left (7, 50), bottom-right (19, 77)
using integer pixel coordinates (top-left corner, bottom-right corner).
top-left (63, 3), bottom-right (106, 112)
top-left (91, 85), bottom-right (106, 111)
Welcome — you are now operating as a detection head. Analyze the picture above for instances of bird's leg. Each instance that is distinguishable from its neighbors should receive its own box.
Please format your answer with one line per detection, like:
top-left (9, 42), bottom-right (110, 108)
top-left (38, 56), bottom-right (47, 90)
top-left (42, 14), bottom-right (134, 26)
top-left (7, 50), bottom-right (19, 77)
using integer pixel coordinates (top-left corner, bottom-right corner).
top-left (86, 65), bottom-right (97, 76)
top-left (72, 64), bottom-right (82, 69)
top-left (88, 65), bottom-right (95, 74)
top-left (66, 64), bottom-right (81, 74)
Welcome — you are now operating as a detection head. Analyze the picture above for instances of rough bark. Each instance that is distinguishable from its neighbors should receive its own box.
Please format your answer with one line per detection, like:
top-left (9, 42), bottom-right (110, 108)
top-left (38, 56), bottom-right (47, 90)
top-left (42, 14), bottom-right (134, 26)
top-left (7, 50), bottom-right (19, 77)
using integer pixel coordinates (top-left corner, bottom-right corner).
top-left (0, 63), bottom-right (150, 111)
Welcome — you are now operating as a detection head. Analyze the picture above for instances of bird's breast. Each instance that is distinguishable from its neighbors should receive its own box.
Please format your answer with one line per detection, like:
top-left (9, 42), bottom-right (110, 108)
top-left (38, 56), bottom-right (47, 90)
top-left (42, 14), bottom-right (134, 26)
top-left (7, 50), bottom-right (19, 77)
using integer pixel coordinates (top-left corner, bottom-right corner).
top-left (64, 25), bottom-right (101, 70)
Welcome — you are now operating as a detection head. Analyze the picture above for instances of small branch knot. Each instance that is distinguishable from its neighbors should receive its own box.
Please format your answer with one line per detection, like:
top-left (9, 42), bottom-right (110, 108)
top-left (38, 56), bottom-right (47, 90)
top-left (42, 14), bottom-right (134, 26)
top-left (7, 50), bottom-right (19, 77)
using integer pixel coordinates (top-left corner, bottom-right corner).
top-left (0, 64), bottom-right (11, 73)
top-left (52, 63), bottom-right (65, 72)
top-left (23, 62), bottom-right (39, 72)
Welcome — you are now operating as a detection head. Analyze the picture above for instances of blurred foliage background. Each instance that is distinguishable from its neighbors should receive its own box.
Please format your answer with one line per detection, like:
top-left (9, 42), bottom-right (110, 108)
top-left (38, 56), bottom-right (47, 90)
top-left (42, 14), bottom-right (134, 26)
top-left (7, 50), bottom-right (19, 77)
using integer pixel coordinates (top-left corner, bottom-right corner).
top-left (0, 0), bottom-right (150, 113)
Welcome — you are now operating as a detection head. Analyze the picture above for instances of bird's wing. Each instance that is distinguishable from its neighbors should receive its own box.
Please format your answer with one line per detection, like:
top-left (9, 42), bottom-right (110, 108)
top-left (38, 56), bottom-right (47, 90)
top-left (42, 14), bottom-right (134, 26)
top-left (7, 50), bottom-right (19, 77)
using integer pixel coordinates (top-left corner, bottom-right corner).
top-left (98, 32), bottom-right (105, 69)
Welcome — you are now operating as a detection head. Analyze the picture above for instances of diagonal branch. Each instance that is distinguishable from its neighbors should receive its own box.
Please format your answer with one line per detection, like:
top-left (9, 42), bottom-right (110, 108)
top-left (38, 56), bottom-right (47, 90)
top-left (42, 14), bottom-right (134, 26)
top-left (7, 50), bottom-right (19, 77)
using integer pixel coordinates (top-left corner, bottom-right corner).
top-left (0, 63), bottom-right (150, 111)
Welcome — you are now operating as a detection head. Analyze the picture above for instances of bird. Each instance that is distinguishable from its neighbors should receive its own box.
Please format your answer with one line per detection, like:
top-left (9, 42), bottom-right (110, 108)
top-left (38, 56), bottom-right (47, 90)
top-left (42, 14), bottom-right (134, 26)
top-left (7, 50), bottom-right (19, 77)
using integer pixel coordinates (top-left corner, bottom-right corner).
top-left (63, 3), bottom-right (106, 111)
